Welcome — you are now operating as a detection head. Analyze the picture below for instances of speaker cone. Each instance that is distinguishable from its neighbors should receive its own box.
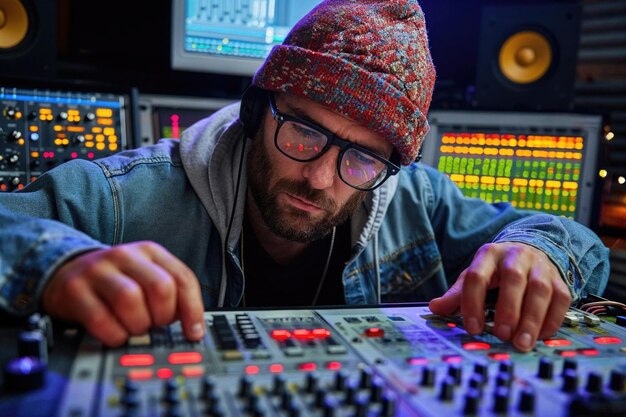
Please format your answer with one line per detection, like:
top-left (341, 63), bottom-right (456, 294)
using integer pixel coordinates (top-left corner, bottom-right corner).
top-left (0, 0), bottom-right (29, 49)
top-left (498, 31), bottom-right (552, 84)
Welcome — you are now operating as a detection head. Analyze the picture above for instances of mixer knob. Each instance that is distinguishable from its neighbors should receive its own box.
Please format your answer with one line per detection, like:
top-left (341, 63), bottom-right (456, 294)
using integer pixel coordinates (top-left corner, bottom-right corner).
top-left (304, 371), bottom-right (319, 393)
top-left (334, 369), bottom-right (349, 391)
top-left (493, 386), bottom-right (510, 413)
top-left (420, 365), bottom-right (436, 387)
top-left (562, 358), bottom-right (578, 376)
top-left (498, 360), bottom-right (514, 375)
top-left (370, 377), bottom-right (384, 402)
top-left (323, 395), bottom-right (338, 417)
top-left (201, 376), bottom-right (216, 398)
top-left (447, 364), bottom-right (463, 385)
top-left (473, 361), bottom-right (489, 381)
top-left (3, 356), bottom-right (46, 391)
top-left (463, 388), bottom-right (481, 415)
top-left (585, 372), bottom-right (603, 394)
top-left (562, 369), bottom-right (579, 393)
top-left (85, 112), bottom-right (96, 122)
top-left (74, 134), bottom-right (86, 144)
top-left (18, 330), bottom-right (48, 364)
top-left (10, 177), bottom-right (20, 186)
top-left (537, 357), bottom-right (554, 380)
top-left (439, 376), bottom-right (455, 401)
top-left (380, 392), bottom-right (396, 417)
top-left (58, 111), bottom-right (68, 121)
top-left (272, 374), bottom-right (287, 396)
top-left (28, 111), bottom-right (38, 120)
top-left (518, 386), bottom-right (536, 413)
top-left (354, 392), bottom-right (369, 417)
top-left (343, 380), bottom-right (357, 405)
top-left (4, 106), bottom-right (19, 119)
top-left (359, 367), bottom-right (373, 389)
top-left (238, 375), bottom-right (253, 398)
top-left (495, 372), bottom-right (512, 388)
top-left (9, 130), bottom-right (23, 141)
top-left (609, 370), bottom-right (625, 392)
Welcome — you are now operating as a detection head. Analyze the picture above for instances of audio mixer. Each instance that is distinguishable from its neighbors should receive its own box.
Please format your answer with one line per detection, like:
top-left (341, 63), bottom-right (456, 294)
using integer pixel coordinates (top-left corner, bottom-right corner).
top-left (2, 303), bottom-right (626, 417)
top-left (0, 86), bottom-right (129, 191)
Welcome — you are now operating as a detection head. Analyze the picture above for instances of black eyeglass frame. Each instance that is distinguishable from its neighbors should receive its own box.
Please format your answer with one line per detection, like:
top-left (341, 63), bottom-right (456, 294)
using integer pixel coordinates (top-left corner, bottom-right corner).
top-left (268, 93), bottom-right (402, 191)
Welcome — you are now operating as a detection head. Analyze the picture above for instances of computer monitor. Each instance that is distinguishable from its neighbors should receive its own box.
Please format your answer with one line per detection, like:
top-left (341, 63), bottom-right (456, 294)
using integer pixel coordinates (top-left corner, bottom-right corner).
top-left (171, 0), bottom-right (323, 76)
top-left (420, 110), bottom-right (603, 227)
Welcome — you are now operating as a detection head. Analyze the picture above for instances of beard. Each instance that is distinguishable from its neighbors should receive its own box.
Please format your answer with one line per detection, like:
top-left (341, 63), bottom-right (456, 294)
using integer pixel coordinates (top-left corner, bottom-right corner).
top-left (246, 132), bottom-right (367, 243)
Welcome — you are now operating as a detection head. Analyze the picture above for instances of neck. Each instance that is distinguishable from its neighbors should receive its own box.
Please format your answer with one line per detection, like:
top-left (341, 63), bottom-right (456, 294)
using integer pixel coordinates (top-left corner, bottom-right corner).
top-left (245, 189), bottom-right (311, 264)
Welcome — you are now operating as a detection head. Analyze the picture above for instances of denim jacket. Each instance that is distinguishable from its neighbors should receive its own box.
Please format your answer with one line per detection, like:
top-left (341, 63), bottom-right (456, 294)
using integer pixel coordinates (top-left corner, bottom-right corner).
top-left (0, 104), bottom-right (609, 315)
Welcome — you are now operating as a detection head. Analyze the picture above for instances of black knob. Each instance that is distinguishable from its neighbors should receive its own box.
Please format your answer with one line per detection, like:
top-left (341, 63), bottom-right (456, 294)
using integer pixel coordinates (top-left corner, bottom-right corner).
top-left (562, 358), bottom-right (578, 376)
top-left (3, 357), bottom-right (46, 391)
top-left (463, 388), bottom-right (481, 415)
top-left (304, 372), bottom-right (319, 393)
top-left (518, 386), bottom-right (535, 413)
top-left (448, 364), bottom-right (462, 385)
top-left (381, 392), bottom-right (396, 417)
top-left (562, 369), bottom-right (578, 393)
top-left (538, 357), bottom-right (554, 380)
top-left (18, 330), bottom-right (48, 364)
top-left (493, 386), bottom-right (509, 413)
top-left (421, 366), bottom-right (436, 387)
top-left (473, 361), bottom-right (489, 381)
top-left (609, 370), bottom-right (625, 392)
top-left (585, 371), bottom-right (603, 394)
top-left (499, 360), bottom-right (514, 375)
top-left (439, 376), bottom-right (455, 401)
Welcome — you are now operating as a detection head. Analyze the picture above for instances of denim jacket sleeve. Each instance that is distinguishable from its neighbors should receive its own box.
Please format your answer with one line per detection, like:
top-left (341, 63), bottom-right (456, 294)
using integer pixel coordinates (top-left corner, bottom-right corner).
top-left (422, 165), bottom-right (609, 303)
top-left (0, 159), bottom-right (114, 315)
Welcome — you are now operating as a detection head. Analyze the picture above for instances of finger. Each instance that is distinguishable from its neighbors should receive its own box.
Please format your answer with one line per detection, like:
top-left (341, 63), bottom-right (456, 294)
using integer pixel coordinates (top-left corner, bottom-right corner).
top-left (492, 247), bottom-right (528, 342)
top-left (143, 243), bottom-right (206, 341)
top-left (537, 279), bottom-right (571, 341)
top-left (460, 245), bottom-right (498, 335)
top-left (90, 272), bottom-right (153, 335)
top-left (48, 276), bottom-right (128, 347)
top-left (511, 265), bottom-right (553, 352)
top-left (428, 271), bottom-right (465, 315)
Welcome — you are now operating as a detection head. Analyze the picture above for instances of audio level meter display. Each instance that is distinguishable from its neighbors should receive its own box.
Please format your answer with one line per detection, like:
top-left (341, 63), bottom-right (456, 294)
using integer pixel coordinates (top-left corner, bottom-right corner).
top-left (421, 111), bottom-right (602, 227)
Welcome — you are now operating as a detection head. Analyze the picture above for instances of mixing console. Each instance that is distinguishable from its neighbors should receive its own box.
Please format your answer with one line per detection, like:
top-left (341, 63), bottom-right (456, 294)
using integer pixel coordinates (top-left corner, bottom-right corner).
top-left (13, 304), bottom-right (616, 417)
top-left (0, 87), bottom-right (129, 191)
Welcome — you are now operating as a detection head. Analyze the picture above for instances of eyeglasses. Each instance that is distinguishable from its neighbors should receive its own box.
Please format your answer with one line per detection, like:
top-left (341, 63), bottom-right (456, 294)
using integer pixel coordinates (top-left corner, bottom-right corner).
top-left (269, 94), bottom-right (401, 191)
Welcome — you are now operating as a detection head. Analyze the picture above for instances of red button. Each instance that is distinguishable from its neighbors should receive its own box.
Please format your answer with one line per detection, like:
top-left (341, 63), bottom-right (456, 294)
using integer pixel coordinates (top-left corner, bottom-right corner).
top-left (364, 327), bottom-right (385, 337)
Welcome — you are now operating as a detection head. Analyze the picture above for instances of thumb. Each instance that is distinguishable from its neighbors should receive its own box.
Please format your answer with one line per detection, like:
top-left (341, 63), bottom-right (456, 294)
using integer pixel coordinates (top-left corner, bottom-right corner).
top-left (428, 273), bottom-right (465, 315)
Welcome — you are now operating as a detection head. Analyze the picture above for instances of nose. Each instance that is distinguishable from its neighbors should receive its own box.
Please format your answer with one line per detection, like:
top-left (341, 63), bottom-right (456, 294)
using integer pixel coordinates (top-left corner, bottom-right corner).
top-left (302, 147), bottom-right (339, 189)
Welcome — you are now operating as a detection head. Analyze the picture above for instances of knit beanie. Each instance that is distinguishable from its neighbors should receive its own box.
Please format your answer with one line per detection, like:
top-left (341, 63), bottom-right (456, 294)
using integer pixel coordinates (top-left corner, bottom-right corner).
top-left (252, 0), bottom-right (436, 166)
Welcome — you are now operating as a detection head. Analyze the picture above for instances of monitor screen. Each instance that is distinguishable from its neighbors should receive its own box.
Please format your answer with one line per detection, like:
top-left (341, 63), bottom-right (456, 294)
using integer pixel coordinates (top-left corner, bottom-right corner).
top-left (420, 110), bottom-right (603, 227)
top-left (171, 0), bottom-right (323, 76)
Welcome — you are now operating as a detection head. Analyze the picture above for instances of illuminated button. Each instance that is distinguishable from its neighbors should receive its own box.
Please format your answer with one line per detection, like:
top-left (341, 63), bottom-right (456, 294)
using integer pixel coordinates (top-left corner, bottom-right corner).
top-left (558, 350), bottom-right (577, 357)
top-left (120, 354), bottom-right (154, 367)
top-left (293, 329), bottom-right (311, 340)
top-left (181, 365), bottom-right (205, 378)
top-left (543, 338), bottom-right (573, 347)
top-left (269, 364), bottom-right (284, 373)
top-left (326, 361), bottom-right (342, 371)
top-left (312, 328), bottom-right (331, 339)
top-left (364, 327), bottom-right (384, 338)
top-left (222, 350), bottom-right (243, 361)
top-left (594, 336), bottom-right (622, 345)
top-left (245, 365), bottom-right (260, 375)
top-left (252, 350), bottom-right (272, 359)
top-left (127, 368), bottom-right (153, 380)
top-left (168, 352), bottom-right (202, 365)
top-left (443, 355), bottom-right (463, 364)
top-left (407, 357), bottom-right (429, 366)
top-left (463, 342), bottom-right (491, 351)
top-left (298, 362), bottom-right (317, 372)
top-left (271, 329), bottom-right (291, 341)
top-left (580, 348), bottom-right (599, 356)
top-left (157, 368), bottom-right (174, 379)
top-left (284, 346), bottom-right (303, 357)
top-left (127, 334), bottom-right (151, 347)
top-left (489, 352), bottom-right (511, 361)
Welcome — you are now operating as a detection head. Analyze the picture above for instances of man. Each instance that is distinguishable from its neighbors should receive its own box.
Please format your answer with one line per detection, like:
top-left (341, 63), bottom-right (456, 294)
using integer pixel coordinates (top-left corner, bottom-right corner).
top-left (0, 0), bottom-right (609, 352)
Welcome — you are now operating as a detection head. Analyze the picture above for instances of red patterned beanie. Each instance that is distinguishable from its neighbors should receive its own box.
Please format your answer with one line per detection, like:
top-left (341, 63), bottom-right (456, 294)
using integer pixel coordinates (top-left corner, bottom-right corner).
top-left (252, 0), bottom-right (436, 165)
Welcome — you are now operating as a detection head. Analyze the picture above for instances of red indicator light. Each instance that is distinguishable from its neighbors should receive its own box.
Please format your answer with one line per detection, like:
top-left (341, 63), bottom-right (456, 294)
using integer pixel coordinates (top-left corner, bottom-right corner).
top-left (182, 365), bottom-right (205, 377)
top-left (271, 329), bottom-right (292, 341)
top-left (156, 368), bottom-right (174, 379)
top-left (120, 354), bottom-right (154, 367)
top-left (312, 328), bottom-right (331, 338)
top-left (544, 339), bottom-right (573, 347)
top-left (463, 342), bottom-right (491, 351)
top-left (269, 364), bottom-right (284, 373)
top-left (594, 336), bottom-right (622, 345)
top-left (87, 152), bottom-right (94, 159)
top-left (298, 362), bottom-right (317, 372)
top-left (293, 329), bottom-right (312, 340)
top-left (168, 352), bottom-right (202, 365)
top-left (364, 327), bottom-right (385, 337)
top-left (447, 322), bottom-right (457, 328)
top-left (128, 369), bottom-right (153, 380)
top-left (558, 350), bottom-right (578, 357)
top-left (488, 352), bottom-right (511, 361)
top-left (326, 361), bottom-right (342, 371)
top-left (70, 152), bottom-right (78, 158)
top-left (245, 365), bottom-right (260, 375)
top-left (443, 355), bottom-right (463, 364)
top-left (580, 349), bottom-right (600, 356)
top-left (407, 357), bottom-right (429, 366)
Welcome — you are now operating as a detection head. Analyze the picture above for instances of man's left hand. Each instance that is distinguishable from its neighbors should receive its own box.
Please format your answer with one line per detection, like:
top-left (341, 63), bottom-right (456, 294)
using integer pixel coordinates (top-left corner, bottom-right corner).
top-left (429, 242), bottom-right (572, 352)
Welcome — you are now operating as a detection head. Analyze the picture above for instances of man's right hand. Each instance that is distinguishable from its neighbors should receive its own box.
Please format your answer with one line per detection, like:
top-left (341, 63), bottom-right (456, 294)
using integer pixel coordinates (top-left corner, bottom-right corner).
top-left (42, 241), bottom-right (206, 347)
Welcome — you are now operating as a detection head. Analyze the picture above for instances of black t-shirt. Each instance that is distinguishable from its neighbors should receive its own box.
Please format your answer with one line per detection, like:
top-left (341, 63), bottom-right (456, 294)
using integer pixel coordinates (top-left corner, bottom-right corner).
top-left (240, 217), bottom-right (350, 308)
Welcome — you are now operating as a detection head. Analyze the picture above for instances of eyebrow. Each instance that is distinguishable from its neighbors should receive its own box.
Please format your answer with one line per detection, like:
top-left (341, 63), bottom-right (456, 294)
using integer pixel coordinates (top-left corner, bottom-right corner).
top-left (280, 99), bottom-right (389, 157)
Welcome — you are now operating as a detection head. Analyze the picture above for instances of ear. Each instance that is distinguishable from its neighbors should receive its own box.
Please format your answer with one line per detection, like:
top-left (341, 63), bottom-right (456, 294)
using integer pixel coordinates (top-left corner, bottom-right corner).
top-left (239, 85), bottom-right (269, 140)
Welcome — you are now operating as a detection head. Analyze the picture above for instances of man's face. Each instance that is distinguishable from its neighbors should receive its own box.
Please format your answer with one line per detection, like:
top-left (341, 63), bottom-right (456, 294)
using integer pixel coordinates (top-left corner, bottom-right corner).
top-left (246, 93), bottom-right (393, 243)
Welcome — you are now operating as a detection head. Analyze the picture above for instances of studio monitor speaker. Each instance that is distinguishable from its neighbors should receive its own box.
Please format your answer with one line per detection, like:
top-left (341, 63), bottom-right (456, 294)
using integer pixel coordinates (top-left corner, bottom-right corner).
top-left (474, 3), bottom-right (581, 111)
top-left (0, 0), bottom-right (56, 79)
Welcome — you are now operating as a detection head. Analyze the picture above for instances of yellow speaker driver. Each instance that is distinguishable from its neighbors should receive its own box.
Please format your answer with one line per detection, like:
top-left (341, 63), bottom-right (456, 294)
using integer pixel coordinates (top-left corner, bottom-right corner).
top-left (0, 0), bottom-right (29, 49)
top-left (498, 31), bottom-right (552, 84)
